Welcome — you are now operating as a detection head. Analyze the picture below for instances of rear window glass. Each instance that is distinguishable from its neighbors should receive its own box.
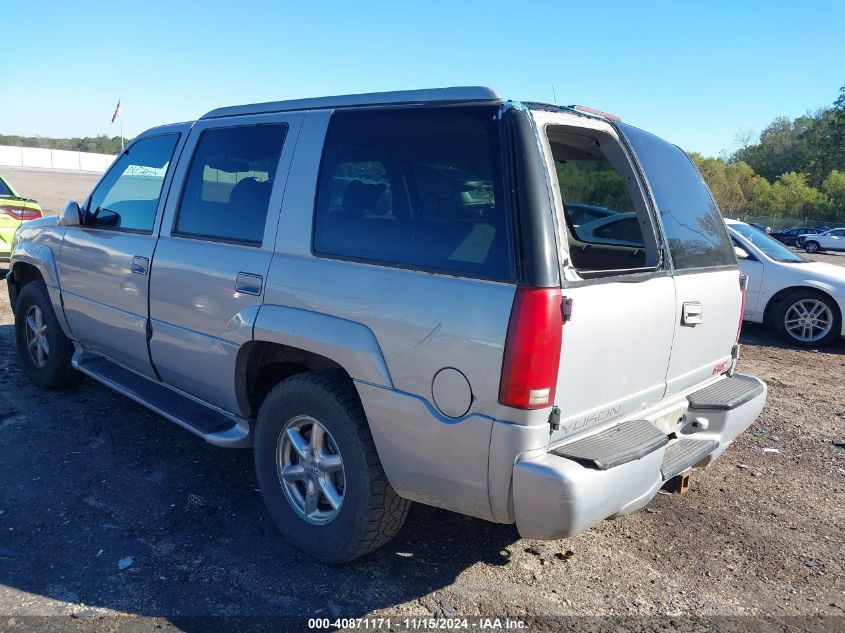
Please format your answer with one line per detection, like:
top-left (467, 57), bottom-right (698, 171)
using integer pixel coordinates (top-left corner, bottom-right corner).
top-left (313, 107), bottom-right (511, 281)
top-left (0, 179), bottom-right (13, 197)
top-left (617, 123), bottom-right (736, 270)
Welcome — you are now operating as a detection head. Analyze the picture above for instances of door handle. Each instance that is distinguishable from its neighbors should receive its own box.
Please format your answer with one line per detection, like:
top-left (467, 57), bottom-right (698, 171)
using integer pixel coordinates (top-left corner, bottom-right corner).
top-left (682, 301), bottom-right (703, 326)
top-left (131, 256), bottom-right (149, 275)
top-left (235, 272), bottom-right (263, 296)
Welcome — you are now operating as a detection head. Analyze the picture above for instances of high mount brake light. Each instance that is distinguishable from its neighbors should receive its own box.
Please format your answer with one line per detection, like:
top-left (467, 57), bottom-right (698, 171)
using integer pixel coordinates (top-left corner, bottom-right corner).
top-left (498, 287), bottom-right (563, 410)
top-left (570, 105), bottom-right (622, 122)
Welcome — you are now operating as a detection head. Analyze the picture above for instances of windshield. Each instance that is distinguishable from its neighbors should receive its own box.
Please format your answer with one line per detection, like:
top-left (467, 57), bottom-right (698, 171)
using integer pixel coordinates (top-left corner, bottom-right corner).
top-left (732, 223), bottom-right (805, 263)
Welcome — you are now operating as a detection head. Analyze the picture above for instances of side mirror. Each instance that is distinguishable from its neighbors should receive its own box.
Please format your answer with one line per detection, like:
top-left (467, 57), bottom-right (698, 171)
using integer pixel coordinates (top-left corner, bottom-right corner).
top-left (58, 200), bottom-right (82, 227)
top-left (734, 245), bottom-right (750, 260)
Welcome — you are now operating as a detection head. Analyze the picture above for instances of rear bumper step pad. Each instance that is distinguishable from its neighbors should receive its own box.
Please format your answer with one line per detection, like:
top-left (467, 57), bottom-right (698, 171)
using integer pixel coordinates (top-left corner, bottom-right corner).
top-left (661, 439), bottom-right (718, 480)
top-left (688, 374), bottom-right (764, 411)
top-left (550, 419), bottom-right (668, 470)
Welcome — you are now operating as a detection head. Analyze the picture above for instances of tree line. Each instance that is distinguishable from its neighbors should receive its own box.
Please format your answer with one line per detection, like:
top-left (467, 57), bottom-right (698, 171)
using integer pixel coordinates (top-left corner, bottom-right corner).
top-left (689, 84), bottom-right (845, 222)
top-left (0, 134), bottom-right (126, 155)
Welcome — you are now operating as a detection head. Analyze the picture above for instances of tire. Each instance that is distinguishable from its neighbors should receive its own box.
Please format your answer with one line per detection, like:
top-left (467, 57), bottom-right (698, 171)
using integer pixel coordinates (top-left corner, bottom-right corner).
top-left (804, 241), bottom-right (821, 254)
top-left (14, 281), bottom-right (83, 389)
top-left (772, 290), bottom-right (841, 348)
top-left (254, 371), bottom-right (410, 563)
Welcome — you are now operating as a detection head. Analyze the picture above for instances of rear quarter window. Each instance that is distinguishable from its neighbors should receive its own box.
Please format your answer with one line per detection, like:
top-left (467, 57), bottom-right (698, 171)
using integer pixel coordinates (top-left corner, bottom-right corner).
top-left (312, 106), bottom-right (512, 281)
top-left (617, 123), bottom-right (736, 271)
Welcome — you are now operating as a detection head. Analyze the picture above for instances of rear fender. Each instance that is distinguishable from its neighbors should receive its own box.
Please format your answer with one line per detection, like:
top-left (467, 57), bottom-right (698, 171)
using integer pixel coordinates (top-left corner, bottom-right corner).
top-left (253, 305), bottom-right (392, 388)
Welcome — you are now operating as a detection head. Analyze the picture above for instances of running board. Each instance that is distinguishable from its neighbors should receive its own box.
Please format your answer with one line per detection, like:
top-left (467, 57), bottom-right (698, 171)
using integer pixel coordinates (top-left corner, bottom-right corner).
top-left (661, 439), bottom-right (718, 480)
top-left (688, 374), bottom-right (763, 411)
top-left (549, 419), bottom-right (669, 470)
top-left (73, 352), bottom-right (251, 448)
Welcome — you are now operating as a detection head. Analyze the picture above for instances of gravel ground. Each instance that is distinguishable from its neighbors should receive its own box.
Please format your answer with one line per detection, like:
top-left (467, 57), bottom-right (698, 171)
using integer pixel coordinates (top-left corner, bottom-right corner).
top-left (0, 255), bottom-right (843, 631)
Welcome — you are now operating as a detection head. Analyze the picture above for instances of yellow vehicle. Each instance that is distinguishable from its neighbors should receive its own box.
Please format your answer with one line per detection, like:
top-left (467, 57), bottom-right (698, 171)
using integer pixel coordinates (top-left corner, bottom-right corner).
top-left (0, 174), bottom-right (42, 262)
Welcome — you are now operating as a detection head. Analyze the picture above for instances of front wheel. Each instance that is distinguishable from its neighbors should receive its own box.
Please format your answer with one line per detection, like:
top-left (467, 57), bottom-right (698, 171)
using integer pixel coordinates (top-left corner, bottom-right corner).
top-left (804, 241), bottom-right (821, 254)
top-left (14, 281), bottom-right (83, 389)
top-left (254, 371), bottom-right (410, 563)
top-left (773, 290), bottom-right (841, 348)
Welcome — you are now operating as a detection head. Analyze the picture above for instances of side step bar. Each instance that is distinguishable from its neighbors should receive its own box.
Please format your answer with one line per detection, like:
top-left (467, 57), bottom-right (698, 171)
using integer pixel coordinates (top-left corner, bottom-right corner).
top-left (73, 352), bottom-right (251, 448)
top-left (550, 419), bottom-right (669, 470)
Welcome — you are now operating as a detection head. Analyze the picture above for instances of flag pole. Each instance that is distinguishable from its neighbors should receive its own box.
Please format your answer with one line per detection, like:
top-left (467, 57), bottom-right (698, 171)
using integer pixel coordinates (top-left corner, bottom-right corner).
top-left (120, 117), bottom-right (124, 151)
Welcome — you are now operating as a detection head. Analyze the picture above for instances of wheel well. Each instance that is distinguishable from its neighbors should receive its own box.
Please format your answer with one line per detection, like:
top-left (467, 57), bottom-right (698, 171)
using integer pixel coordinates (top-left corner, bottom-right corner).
top-left (763, 286), bottom-right (842, 326)
top-left (12, 262), bottom-right (43, 288)
top-left (236, 341), bottom-right (349, 417)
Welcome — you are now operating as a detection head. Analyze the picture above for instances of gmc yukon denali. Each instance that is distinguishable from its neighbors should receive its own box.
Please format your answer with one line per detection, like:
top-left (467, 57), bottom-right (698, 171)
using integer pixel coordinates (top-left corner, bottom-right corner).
top-left (6, 87), bottom-right (767, 562)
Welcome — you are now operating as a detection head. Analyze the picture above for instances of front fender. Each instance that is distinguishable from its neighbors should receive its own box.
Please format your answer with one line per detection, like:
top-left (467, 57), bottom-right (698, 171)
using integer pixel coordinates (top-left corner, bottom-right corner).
top-left (253, 305), bottom-right (393, 388)
top-left (10, 242), bottom-right (73, 338)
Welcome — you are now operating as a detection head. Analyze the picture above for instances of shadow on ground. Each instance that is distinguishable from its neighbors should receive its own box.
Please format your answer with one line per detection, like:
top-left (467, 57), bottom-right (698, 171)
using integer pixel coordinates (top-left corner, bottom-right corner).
top-left (739, 321), bottom-right (845, 356)
top-left (0, 322), bottom-right (519, 625)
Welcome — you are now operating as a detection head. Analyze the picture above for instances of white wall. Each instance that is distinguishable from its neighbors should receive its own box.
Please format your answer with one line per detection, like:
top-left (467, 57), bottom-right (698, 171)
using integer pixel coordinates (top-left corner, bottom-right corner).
top-left (0, 145), bottom-right (114, 173)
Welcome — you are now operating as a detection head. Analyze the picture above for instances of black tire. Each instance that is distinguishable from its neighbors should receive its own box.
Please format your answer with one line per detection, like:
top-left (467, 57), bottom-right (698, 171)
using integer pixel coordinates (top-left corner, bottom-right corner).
top-left (771, 289), bottom-right (841, 348)
top-left (254, 371), bottom-right (410, 563)
top-left (14, 281), bottom-right (83, 389)
top-left (804, 241), bottom-right (821, 254)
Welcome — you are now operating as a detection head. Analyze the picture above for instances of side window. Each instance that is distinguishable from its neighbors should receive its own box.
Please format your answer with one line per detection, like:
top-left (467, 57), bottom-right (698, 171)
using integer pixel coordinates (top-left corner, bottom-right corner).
top-left (313, 107), bottom-right (511, 281)
top-left (174, 124), bottom-right (287, 245)
top-left (86, 134), bottom-right (179, 232)
top-left (546, 126), bottom-right (657, 276)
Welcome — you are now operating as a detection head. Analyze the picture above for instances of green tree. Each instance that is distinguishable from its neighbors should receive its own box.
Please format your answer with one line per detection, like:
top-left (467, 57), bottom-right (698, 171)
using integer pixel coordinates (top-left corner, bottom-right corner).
top-left (771, 172), bottom-right (822, 218)
top-left (821, 169), bottom-right (845, 213)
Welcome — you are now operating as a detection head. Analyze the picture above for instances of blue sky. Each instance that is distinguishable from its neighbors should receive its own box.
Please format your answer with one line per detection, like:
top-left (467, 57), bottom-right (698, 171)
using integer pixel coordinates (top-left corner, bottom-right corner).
top-left (2, 0), bottom-right (843, 157)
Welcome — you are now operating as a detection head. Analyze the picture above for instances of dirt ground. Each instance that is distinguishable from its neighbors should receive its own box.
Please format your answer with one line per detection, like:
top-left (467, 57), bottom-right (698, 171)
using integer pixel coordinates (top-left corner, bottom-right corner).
top-left (0, 252), bottom-right (843, 631)
top-left (1, 167), bottom-right (101, 215)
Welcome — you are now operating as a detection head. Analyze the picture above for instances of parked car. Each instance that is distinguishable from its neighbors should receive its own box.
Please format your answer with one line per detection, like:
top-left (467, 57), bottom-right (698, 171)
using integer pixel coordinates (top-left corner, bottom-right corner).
top-left (727, 219), bottom-right (844, 347)
top-left (0, 174), bottom-right (43, 263)
top-left (770, 226), bottom-right (822, 246)
top-left (6, 87), bottom-right (767, 562)
top-left (570, 211), bottom-right (645, 248)
top-left (801, 228), bottom-right (845, 254)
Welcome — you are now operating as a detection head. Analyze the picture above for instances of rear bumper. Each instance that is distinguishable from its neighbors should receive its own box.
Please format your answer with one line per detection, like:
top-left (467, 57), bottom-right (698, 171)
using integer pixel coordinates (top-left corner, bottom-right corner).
top-left (511, 374), bottom-right (767, 540)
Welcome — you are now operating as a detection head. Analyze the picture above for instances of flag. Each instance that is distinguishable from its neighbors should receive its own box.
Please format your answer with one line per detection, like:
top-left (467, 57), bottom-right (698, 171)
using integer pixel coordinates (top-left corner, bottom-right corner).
top-left (111, 100), bottom-right (122, 124)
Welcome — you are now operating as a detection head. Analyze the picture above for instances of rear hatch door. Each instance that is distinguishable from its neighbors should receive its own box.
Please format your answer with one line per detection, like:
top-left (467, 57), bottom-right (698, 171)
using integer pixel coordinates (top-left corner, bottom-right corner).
top-left (616, 123), bottom-right (741, 395)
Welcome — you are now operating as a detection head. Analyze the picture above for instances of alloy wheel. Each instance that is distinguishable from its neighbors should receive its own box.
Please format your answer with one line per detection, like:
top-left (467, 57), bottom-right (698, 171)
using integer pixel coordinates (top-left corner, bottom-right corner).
top-left (784, 298), bottom-right (833, 343)
top-left (276, 415), bottom-right (346, 525)
top-left (25, 305), bottom-right (49, 368)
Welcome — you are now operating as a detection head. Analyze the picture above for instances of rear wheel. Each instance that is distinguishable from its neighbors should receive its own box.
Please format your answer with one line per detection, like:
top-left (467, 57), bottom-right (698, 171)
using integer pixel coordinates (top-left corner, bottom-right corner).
top-left (14, 281), bottom-right (83, 388)
top-left (772, 290), bottom-right (840, 348)
top-left (254, 371), bottom-right (410, 563)
top-left (804, 241), bottom-right (821, 254)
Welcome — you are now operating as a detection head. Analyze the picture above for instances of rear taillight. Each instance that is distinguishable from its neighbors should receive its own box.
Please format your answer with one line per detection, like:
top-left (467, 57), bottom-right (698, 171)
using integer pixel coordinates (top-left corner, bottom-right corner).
top-left (0, 206), bottom-right (41, 221)
top-left (736, 274), bottom-right (748, 342)
top-left (499, 287), bottom-right (563, 410)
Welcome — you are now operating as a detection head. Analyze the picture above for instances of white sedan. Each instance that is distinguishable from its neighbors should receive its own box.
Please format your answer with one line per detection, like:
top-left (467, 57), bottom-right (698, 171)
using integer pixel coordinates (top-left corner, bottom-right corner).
top-left (726, 219), bottom-right (845, 347)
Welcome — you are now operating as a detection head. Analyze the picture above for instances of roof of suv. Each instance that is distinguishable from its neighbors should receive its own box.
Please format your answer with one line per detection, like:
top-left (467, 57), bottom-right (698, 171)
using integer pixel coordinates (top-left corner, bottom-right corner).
top-left (201, 86), bottom-right (502, 120)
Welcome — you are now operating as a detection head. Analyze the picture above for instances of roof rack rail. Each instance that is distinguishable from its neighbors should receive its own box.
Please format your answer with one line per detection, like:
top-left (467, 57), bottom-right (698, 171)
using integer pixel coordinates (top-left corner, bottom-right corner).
top-left (201, 86), bottom-right (501, 120)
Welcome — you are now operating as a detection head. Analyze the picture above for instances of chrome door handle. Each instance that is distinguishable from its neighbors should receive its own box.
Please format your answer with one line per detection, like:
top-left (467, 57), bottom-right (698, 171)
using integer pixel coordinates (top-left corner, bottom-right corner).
top-left (131, 256), bottom-right (149, 275)
top-left (682, 301), bottom-right (703, 326)
top-left (235, 272), bottom-right (263, 295)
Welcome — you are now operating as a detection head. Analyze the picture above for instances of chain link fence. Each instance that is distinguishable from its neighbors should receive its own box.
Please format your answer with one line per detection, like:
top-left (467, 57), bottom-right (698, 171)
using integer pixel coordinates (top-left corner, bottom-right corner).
top-left (730, 214), bottom-right (845, 232)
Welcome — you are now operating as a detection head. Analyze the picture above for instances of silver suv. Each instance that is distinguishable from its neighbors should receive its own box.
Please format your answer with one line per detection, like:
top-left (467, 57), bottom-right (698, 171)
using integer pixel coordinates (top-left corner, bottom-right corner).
top-left (6, 87), bottom-right (767, 562)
